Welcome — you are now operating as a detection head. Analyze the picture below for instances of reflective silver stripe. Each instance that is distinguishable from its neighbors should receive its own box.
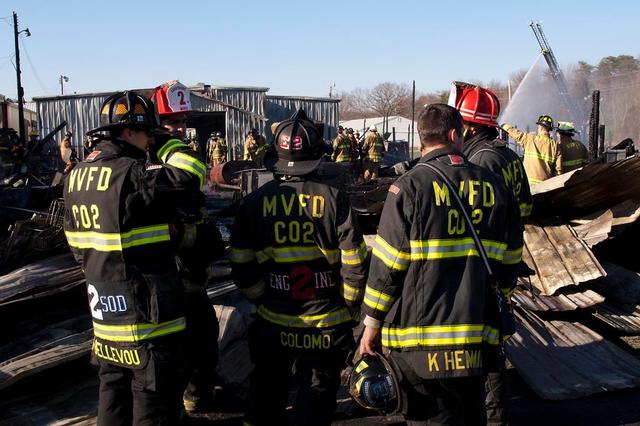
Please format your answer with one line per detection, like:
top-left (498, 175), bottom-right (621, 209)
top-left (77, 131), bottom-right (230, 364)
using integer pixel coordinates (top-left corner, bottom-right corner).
top-left (256, 305), bottom-right (352, 328)
top-left (158, 139), bottom-right (187, 163)
top-left (254, 246), bottom-right (340, 264)
top-left (372, 235), bottom-right (411, 271)
top-left (342, 282), bottom-right (364, 302)
top-left (381, 324), bottom-right (498, 348)
top-left (409, 238), bottom-right (506, 261)
top-left (166, 152), bottom-right (206, 186)
top-left (363, 286), bottom-right (395, 313)
top-left (93, 317), bottom-right (186, 343)
top-left (341, 242), bottom-right (368, 265)
top-left (520, 203), bottom-right (533, 217)
top-left (503, 247), bottom-right (523, 265)
top-left (229, 247), bottom-right (257, 264)
top-left (65, 224), bottom-right (170, 252)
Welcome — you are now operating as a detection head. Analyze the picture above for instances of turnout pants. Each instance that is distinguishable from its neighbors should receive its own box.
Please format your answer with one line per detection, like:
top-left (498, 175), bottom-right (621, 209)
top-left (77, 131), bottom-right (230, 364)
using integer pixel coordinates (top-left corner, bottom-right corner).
top-left (391, 352), bottom-right (486, 426)
top-left (244, 319), bottom-right (353, 426)
top-left (363, 159), bottom-right (380, 181)
top-left (183, 285), bottom-right (220, 403)
top-left (96, 338), bottom-right (185, 426)
top-left (484, 347), bottom-right (508, 426)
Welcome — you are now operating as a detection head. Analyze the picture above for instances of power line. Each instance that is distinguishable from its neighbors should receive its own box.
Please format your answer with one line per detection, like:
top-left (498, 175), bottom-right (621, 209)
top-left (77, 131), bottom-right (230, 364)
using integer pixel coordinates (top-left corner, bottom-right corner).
top-left (19, 37), bottom-right (51, 95)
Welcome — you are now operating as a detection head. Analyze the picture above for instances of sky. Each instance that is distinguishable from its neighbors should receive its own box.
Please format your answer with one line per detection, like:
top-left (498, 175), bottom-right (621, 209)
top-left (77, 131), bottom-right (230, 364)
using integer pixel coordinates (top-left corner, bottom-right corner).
top-left (1, 0), bottom-right (638, 100)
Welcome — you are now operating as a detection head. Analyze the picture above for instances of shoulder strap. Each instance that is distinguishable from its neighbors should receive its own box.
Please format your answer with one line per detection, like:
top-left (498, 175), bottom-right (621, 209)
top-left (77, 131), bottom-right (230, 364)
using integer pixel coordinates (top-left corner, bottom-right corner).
top-left (415, 161), bottom-right (493, 276)
top-left (468, 146), bottom-right (508, 165)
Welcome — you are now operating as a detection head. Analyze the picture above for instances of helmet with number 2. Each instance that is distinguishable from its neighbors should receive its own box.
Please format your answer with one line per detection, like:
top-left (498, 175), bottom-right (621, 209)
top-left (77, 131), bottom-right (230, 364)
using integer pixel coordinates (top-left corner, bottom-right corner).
top-left (154, 80), bottom-right (193, 117)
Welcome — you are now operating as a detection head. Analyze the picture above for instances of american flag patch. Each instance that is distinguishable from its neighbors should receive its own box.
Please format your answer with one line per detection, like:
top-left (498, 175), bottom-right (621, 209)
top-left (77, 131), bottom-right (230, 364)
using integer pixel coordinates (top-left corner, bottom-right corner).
top-left (389, 184), bottom-right (400, 195)
top-left (448, 154), bottom-right (464, 165)
top-left (85, 150), bottom-right (101, 161)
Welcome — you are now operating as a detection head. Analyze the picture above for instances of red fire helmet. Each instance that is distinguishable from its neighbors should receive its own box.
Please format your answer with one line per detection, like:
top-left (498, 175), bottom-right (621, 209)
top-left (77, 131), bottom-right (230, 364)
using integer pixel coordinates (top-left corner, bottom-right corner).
top-left (448, 81), bottom-right (500, 127)
top-left (154, 80), bottom-right (193, 116)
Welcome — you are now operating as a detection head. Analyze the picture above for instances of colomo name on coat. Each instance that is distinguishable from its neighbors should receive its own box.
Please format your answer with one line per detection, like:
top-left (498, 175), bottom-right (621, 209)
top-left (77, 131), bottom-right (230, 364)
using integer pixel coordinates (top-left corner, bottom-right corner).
top-left (280, 331), bottom-right (331, 349)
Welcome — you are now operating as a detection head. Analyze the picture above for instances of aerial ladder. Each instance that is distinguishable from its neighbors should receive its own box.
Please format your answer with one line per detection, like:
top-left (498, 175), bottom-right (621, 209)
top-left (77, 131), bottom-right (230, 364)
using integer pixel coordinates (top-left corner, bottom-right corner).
top-left (529, 21), bottom-right (585, 125)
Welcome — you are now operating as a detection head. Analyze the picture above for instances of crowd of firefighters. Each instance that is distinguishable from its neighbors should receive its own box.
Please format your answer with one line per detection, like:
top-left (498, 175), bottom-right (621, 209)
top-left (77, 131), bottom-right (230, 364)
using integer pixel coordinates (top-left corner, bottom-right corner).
top-left (11, 76), bottom-right (593, 426)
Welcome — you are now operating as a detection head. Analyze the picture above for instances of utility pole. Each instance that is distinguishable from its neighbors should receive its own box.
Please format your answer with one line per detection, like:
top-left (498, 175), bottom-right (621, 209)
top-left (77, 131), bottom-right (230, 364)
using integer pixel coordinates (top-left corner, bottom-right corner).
top-left (59, 75), bottom-right (69, 95)
top-left (13, 11), bottom-right (29, 144)
top-left (411, 80), bottom-right (416, 159)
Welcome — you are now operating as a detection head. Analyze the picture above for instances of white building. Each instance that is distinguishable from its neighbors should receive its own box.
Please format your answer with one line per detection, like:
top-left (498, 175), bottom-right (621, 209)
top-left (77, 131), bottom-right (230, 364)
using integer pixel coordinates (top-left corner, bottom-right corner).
top-left (340, 115), bottom-right (419, 144)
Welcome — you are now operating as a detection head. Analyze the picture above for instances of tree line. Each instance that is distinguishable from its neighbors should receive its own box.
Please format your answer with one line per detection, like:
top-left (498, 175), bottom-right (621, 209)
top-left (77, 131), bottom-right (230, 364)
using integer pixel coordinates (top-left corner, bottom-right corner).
top-left (339, 55), bottom-right (640, 145)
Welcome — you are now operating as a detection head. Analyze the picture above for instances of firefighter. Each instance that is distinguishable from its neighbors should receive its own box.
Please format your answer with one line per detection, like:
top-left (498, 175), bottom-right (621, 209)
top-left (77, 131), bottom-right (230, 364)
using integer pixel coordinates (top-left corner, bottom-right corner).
top-left (154, 81), bottom-right (224, 413)
top-left (451, 82), bottom-right (533, 220)
top-left (188, 134), bottom-right (200, 152)
top-left (63, 91), bottom-right (202, 424)
top-left (556, 122), bottom-right (588, 173)
top-left (451, 82), bottom-right (528, 424)
top-left (501, 115), bottom-right (562, 185)
top-left (26, 129), bottom-right (42, 179)
top-left (59, 131), bottom-right (78, 174)
top-left (230, 108), bottom-right (368, 426)
top-left (360, 104), bottom-right (523, 425)
top-left (362, 125), bottom-right (385, 181)
top-left (331, 125), bottom-right (352, 163)
top-left (244, 128), bottom-right (268, 167)
top-left (208, 131), bottom-right (227, 166)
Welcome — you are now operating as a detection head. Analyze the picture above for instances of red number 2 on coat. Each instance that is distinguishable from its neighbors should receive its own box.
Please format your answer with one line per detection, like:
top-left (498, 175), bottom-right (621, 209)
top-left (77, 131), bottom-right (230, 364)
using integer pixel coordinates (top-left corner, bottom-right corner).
top-left (291, 266), bottom-right (315, 300)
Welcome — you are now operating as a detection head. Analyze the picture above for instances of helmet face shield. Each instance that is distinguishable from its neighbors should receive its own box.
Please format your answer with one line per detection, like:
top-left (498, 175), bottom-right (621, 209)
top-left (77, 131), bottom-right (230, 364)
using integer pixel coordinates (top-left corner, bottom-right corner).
top-left (348, 353), bottom-right (402, 414)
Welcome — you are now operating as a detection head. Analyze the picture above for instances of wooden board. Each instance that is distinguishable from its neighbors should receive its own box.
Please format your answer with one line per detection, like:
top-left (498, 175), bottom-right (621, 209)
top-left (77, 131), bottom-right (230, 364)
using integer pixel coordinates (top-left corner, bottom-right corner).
top-left (0, 329), bottom-right (93, 391)
top-left (0, 253), bottom-right (85, 306)
top-left (592, 303), bottom-right (640, 334)
top-left (513, 282), bottom-right (604, 312)
top-left (506, 309), bottom-right (640, 400)
top-left (523, 223), bottom-right (606, 295)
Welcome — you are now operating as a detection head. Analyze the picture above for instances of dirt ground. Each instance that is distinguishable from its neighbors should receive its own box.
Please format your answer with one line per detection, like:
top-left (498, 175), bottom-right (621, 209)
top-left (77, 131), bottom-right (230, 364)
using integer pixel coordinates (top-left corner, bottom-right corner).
top-left (2, 355), bottom-right (640, 426)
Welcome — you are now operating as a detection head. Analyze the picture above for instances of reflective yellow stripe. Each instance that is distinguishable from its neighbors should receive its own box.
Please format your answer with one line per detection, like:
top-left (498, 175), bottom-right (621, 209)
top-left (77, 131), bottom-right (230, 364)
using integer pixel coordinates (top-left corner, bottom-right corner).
top-left (381, 324), bottom-right (500, 348)
top-left (93, 317), bottom-right (186, 342)
top-left (65, 224), bottom-right (170, 252)
top-left (409, 238), bottom-right (506, 261)
top-left (254, 246), bottom-right (340, 264)
top-left (240, 280), bottom-right (265, 300)
top-left (372, 235), bottom-right (411, 271)
top-left (256, 305), bottom-right (352, 328)
top-left (503, 246), bottom-right (523, 265)
top-left (229, 247), bottom-right (257, 264)
top-left (363, 286), bottom-right (395, 313)
top-left (341, 242), bottom-right (368, 265)
top-left (524, 150), bottom-right (556, 164)
top-left (528, 177), bottom-right (543, 184)
top-left (520, 202), bottom-right (533, 218)
top-left (355, 360), bottom-right (368, 373)
top-left (166, 152), bottom-right (206, 187)
top-left (158, 139), bottom-right (187, 163)
top-left (342, 282), bottom-right (364, 302)
top-left (562, 159), bottom-right (584, 167)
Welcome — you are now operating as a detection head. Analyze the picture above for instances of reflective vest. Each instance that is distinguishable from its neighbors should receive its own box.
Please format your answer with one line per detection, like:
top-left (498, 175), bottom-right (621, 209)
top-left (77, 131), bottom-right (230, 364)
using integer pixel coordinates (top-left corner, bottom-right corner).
top-left (362, 146), bottom-right (523, 378)
top-left (559, 139), bottom-right (589, 172)
top-left (63, 140), bottom-right (194, 356)
top-left (504, 125), bottom-right (562, 185)
top-left (332, 134), bottom-right (352, 162)
top-left (364, 132), bottom-right (384, 162)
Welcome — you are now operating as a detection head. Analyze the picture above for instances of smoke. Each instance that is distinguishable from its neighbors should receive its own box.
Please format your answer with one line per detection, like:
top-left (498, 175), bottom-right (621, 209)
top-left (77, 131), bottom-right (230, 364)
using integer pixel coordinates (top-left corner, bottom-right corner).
top-left (500, 54), bottom-right (578, 151)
